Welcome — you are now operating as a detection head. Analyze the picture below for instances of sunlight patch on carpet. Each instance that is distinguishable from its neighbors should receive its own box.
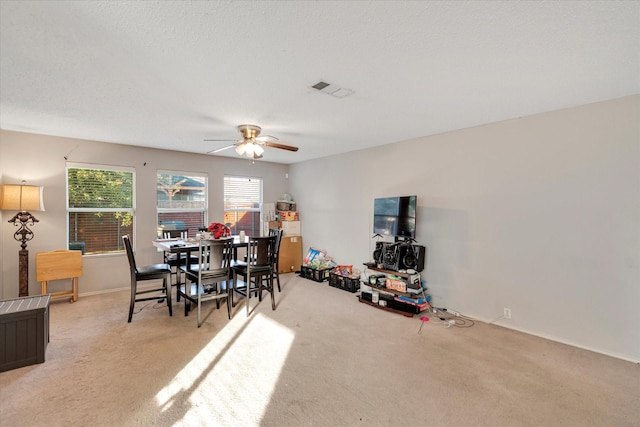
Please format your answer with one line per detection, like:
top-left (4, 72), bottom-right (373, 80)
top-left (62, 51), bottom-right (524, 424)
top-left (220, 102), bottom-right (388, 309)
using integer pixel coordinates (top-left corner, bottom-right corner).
top-left (156, 313), bottom-right (294, 425)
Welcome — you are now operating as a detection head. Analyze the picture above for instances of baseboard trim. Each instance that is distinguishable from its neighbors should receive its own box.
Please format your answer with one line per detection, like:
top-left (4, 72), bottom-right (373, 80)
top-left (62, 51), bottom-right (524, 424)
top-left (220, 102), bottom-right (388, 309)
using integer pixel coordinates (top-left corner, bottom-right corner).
top-left (78, 286), bottom-right (129, 298)
top-left (468, 313), bottom-right (639, 364)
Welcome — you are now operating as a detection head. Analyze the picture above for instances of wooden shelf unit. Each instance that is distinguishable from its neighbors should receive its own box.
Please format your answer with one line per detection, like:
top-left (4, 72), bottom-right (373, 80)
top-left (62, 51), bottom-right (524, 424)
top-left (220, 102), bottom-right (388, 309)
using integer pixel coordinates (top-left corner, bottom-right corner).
top-left (360, 264), bottom-right (428, 317)
top-left (357, 296), bottom-right (414, 317)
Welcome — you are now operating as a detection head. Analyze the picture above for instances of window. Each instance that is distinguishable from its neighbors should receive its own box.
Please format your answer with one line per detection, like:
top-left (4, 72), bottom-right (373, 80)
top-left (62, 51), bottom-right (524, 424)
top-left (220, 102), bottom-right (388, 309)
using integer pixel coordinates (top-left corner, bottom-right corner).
top-left (224, 176), bottom-right (262, 236)
top-left (157, 171), bottom-right (207, 238)
top-left (67, 164), bottom-right (135, 255)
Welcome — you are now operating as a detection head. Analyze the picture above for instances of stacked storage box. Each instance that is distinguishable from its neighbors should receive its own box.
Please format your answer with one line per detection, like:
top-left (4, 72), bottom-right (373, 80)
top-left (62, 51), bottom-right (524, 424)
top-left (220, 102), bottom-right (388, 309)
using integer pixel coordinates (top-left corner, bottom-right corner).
top-left (264, 199), bottom-right (302, 273)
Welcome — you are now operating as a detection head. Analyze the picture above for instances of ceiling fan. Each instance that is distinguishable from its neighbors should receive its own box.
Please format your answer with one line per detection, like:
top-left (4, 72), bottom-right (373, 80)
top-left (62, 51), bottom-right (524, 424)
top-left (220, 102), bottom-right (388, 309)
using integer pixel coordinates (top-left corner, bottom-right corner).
top-left (205, 124), bottom-right (299, 160)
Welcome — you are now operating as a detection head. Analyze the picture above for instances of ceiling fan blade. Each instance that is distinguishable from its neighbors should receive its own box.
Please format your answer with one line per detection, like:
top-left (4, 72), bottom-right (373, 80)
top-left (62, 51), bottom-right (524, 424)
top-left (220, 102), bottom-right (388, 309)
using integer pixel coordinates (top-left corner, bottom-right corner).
top-left (204, 139), bottom-right (237, 142)
top-left (208, 144), bottom-right (236, 154)
top-left (264, 141), bottom-right (299, 152)
top-left (255, 135), bottom-right (278, 142)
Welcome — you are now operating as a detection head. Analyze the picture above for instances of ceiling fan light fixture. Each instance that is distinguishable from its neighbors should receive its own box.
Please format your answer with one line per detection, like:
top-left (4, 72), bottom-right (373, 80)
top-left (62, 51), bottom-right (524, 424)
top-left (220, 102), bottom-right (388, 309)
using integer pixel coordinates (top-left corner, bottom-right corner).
top-left (205, 123), bottom-right (298, 159)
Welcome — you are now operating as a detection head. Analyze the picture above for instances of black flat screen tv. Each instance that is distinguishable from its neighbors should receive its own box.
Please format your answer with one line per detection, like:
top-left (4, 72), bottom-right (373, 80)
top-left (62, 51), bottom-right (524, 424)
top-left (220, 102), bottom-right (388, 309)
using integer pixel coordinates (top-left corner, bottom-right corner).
top-left (373, 195), bottom-right (417, 238)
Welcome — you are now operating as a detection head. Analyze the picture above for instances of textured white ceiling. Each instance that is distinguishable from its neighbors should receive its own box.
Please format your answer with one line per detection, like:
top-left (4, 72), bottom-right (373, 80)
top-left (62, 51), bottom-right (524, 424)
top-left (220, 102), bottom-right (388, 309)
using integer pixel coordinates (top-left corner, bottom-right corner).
top-left (1, 1), bottom-right (638, 164)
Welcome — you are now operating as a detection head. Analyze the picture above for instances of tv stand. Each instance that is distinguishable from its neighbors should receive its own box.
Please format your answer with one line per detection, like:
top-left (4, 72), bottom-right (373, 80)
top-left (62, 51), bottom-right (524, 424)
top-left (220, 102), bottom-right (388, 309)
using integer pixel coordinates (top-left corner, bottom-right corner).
top-left (359, 264), bottom-right (429, 317)
top-left (358, 296), bottom-right (415, 317)
top-left (366, 265), bottom-right (411, 278)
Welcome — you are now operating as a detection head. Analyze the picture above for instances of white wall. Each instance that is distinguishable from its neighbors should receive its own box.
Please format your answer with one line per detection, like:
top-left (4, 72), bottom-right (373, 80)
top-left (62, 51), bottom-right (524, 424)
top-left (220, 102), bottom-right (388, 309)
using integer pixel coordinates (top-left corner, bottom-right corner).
top-left (2, 96), bottom-right (638, 362)
top-left (0, 131), bottom-right (289, 298)
top-left (288, 95), bottom-right (640, 362)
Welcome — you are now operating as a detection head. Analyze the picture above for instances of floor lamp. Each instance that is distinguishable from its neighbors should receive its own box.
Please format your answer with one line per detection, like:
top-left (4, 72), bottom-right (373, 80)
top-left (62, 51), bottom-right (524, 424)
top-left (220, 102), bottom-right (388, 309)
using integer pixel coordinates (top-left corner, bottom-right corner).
top-left (1, 181), bottom-right (45, 297)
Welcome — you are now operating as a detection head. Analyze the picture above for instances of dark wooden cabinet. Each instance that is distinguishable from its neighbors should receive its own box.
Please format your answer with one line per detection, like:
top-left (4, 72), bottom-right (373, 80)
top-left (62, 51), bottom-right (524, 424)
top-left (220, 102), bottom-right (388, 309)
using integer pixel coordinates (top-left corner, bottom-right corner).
top-left (0, 295), bottom-right (50, 372)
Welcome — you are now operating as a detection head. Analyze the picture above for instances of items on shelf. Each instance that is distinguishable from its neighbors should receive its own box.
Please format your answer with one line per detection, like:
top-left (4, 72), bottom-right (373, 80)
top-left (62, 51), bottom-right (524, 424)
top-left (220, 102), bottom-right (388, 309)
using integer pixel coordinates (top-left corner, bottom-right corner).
top-left (263, 194), bottom-right (300, 235)
top-left (277, 210), bottom-right (299, 221)
top-left (359, 265), bottom-right (431, 317)
top-left (277, 193), bottom-right (296, 211)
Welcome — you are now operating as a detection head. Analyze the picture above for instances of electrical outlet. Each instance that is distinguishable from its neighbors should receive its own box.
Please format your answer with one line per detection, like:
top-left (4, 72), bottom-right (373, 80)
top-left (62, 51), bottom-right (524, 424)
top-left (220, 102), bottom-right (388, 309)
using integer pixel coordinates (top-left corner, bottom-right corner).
top-left (503, 308), bottom-right (512, 319)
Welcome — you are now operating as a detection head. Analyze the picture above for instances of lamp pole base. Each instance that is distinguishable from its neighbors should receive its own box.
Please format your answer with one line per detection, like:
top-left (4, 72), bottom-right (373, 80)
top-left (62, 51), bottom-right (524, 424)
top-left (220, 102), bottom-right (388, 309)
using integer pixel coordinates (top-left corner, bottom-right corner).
top-left (19, 249), bottom-right (29, 297)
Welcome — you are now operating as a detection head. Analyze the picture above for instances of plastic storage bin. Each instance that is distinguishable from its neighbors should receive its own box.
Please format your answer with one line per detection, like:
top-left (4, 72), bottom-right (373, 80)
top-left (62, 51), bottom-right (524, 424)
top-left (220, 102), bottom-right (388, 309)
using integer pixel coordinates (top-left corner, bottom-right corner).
top-left (329, 272), bottom-right (360, 293)
top-left (300, 265), bottom-right (331, 282)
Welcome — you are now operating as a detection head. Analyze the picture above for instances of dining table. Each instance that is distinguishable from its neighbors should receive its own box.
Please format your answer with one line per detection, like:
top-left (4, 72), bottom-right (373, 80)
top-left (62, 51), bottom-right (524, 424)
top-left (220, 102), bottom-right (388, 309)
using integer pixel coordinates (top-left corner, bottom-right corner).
top-left (152, 235), bottom-right (249, 290)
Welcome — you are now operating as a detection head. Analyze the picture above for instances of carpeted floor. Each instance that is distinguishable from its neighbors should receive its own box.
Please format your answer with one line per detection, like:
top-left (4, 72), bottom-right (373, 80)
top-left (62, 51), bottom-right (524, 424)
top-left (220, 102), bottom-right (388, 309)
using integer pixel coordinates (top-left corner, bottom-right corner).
top-left (1, 273), bottom-right (638, 426)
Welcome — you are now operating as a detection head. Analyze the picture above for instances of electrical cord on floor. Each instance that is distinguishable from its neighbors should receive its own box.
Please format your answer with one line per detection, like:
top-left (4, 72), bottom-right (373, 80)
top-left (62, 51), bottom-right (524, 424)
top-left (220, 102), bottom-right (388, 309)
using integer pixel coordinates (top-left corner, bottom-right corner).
top-left (431, 306), bottom-right (475, 328)
top-left (133, 299), bottom-right (167, 315)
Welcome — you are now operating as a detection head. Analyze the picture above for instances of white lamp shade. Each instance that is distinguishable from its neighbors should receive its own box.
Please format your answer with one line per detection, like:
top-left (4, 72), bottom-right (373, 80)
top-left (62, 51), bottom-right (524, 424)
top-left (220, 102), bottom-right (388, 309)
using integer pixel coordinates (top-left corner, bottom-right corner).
top-left (0, 184), bottom-right (45, 212)
top-left (253, 144), bottom-right (264, 156)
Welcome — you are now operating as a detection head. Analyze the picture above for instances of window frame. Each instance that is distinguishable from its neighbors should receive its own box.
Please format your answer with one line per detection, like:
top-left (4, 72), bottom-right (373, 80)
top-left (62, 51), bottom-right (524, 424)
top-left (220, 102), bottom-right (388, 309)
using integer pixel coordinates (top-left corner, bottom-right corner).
top-left (224, 175), bottom-right (263, 236)
top-left (66, 162), bottom-right (136, 256)
top-left (157, 170), bottom-right (208, 237)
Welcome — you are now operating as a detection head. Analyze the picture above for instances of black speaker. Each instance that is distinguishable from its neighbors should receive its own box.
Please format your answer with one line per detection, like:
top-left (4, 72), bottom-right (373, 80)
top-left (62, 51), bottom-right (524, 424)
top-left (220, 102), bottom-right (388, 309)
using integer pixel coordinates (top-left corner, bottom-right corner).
top-left (382, 243), bottom-right (399, 270)
top-left (398, 244), bottom-right (426, 272)
top-left (372, 241), bottom-right (385, 264)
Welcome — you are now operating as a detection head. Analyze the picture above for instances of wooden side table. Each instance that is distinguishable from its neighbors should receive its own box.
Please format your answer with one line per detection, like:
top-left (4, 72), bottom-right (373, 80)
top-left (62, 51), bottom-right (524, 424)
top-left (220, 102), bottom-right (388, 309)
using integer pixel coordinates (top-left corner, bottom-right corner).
top-left (36, 250), bottom-right (83, 302)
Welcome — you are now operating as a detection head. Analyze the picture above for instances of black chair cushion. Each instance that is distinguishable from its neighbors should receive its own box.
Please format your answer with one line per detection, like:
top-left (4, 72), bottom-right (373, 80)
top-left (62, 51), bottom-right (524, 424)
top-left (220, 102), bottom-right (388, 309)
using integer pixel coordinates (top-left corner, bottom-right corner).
top-left (137, 263), bottom-right (172, 279)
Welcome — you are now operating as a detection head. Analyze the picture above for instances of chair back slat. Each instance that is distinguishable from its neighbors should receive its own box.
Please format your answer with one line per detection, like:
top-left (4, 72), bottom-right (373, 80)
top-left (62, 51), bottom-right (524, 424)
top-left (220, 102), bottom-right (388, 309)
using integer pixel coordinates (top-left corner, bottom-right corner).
top-left (198, 238), bottom-right (233, 282)
top-left (162, 228), bottom-right (188, 239)
top-left (268, 228), bottom-right (283, 254)
top-left (246, 236), bottom-right (277, 269)
top-left (122, 234), bottom-right (137, 274)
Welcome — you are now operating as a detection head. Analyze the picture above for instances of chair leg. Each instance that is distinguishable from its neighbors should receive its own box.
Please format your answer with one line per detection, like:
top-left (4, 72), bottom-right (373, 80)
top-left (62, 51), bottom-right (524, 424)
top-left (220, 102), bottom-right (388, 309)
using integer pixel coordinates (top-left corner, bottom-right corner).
top-left (128, 280), bottom-right (136, 323)
top-left (165, 274), bottom-right (173, 317)
top-left (270, 274), bottom-right (276, 310)
top-left (174, 269), bottom-right (180, 302)
top-left (275, 271), bottom-right (281, 292)
top-left (226, 291), bottom-right (232, 320)
top-left (231, 273), bottom-right (236, 308)
top-left (175, 266), bottom-right (182, 302)
top-left (246, 275), bottom-right (250, 317)
top-left (197, 292), bottom-right (202, 328)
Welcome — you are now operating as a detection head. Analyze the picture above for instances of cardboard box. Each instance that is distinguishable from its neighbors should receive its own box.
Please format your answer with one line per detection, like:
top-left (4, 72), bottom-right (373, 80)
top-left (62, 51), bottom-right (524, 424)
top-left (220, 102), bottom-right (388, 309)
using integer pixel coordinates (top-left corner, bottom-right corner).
top-left (262, 220), bottom-right (282, 236)
top-left (279, 236), bottom-right (302, 273)
top-left (281, 220), bottom-right (301, 236)
top-left (261, 203), bottom-right (276, 221)
top-left (278, 210), bottom-right (299, 221)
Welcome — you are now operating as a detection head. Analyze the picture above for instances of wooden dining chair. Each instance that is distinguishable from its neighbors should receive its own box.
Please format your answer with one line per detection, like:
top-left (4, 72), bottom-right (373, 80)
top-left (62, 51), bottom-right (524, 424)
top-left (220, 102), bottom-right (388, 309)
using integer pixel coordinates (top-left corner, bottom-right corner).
top-left (268, 228), bottom-right (284, 292)
top-left (179, 237), bottom-right (234, 327)
top-left (123, 234), bottom-right (172, 323)
top-left (232, 235), bottom-right (277, 316)
top-left (160, 228), bottom-right (197, 291)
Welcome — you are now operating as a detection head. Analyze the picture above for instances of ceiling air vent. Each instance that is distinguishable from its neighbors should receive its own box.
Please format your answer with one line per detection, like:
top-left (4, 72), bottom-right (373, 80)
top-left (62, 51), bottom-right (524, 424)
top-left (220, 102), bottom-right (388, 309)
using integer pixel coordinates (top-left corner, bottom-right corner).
top-left (311, 81), bottom-right (354, 98)
top-left (312, 81), bottom-right (330, 90)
